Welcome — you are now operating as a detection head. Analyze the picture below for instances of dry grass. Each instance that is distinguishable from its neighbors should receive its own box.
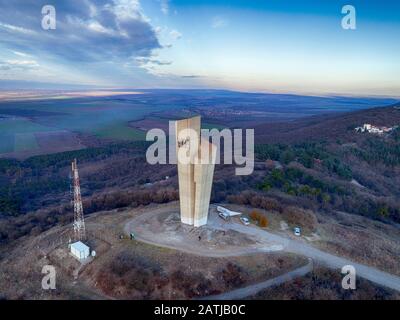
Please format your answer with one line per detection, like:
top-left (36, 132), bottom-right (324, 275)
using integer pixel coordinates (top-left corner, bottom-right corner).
top-left (249, 265), bottom-right (400, 300)
top-left (0, 204), bottom-right (305, 300)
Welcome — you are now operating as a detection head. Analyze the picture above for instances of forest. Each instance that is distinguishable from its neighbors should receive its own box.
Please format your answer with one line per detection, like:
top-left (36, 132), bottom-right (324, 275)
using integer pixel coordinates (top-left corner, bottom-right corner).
top-left (0, 125), bottom-right (400, 246)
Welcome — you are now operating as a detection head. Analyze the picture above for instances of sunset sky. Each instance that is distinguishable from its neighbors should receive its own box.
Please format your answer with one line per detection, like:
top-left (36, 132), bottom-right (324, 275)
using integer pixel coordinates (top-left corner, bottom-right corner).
top-left (0, 0), bottom-right (399, 96)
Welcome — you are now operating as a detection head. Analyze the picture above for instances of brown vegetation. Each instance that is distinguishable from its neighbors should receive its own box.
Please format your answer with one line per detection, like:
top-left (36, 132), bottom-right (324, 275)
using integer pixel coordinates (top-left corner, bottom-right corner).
top-left (250, 266), bottom-right (400, 300)
top-left (0, 186), bottom-right (178, 246)
top-left (281, 206), bottom-right (318, 232)
top-left (227, 191), bottom-right (283, 213)
top-left (99, 255), bottom-right (220, 299)
top-left (249, 210), bottom-right (269, 227)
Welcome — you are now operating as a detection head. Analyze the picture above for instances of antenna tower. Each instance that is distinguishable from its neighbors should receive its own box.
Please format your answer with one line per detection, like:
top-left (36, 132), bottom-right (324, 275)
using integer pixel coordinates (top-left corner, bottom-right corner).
top-left (71, 159), bottom-right (86, 241)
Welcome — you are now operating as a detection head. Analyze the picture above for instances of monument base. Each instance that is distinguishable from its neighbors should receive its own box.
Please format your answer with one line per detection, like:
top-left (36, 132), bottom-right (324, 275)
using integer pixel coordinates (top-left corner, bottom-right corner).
top-left (181, 216), bottom-right (194, 225)
top-left (193, 216), bottom-right (208, 227)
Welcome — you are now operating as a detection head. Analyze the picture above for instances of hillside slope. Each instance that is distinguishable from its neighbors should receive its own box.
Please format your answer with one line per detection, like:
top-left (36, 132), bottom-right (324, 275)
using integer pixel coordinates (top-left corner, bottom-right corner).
top-left (255, 103), bottom-right (400, 144)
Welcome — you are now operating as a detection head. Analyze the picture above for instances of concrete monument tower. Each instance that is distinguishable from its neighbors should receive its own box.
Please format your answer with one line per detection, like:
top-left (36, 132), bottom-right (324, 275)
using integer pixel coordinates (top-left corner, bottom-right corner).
top-left (175, 116), bottom-right (217, 227)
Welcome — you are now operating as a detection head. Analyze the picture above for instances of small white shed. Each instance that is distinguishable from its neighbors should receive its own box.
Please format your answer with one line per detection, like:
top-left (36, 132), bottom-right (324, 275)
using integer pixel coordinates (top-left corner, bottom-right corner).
top-left (217, 206), bottom-right (242, 217)
top-left (70, 241), bottom-right (90, 260)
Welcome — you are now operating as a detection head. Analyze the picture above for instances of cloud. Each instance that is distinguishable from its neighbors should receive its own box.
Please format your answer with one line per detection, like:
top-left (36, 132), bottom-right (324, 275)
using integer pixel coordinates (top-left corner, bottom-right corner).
top-left (135, 57), bottom-right (172, 66)
top-left (169, 29), bottom-right (182, 40)
top-left (12, 51), bottom-right (31, 57)
top-left (133, 56), bottom-right (172, 75)
top-left (211, 16), bottom-right (228, 29)
top-left (0, 0), bottom-right (161, 63)
top-left (160, 0), bottom-right (169, 15)
top-left (0, 59), bottom-right (39, 71)
top-left (5, 60), bottom-right (39, 66)
top-left (0, 22), bottom-right (36, 35)
top-left (180, 75), bottom-right (203, 79)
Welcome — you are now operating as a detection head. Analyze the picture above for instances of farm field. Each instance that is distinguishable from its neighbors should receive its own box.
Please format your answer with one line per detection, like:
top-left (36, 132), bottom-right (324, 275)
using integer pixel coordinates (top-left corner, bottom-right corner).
top-left (94, 122), bottom-right (146, 141)
top-left (0, 134), bottom-right (14, 153)
top-left (0, 90), bottom-right (396, 158)
top-left (0, 118), bottom-right (55, 154)
top-left (14, 133), bottom-right (38, 152)
top-left (129, 115), bottom-right (225, 133)
top-left (0, 95), bottom-right (180, 157)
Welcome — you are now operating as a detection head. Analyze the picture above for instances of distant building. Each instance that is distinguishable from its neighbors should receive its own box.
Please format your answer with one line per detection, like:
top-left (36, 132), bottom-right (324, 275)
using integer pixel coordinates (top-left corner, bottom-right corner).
top-left (70, 241), bottom-right (90, 260)
top-left (355, 123), bottom-right (396, 135)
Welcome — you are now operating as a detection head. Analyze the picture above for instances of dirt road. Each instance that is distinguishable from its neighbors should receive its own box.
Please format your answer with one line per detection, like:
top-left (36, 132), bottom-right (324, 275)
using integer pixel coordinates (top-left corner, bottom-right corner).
top-left (123, 206), bottom-right (283, 258)
top-left (124, 205), bottom-right (400, 293)
top-left (213, 212), bottom-right (400, 292)
top-left (200, 259), bottom-right (313, 300)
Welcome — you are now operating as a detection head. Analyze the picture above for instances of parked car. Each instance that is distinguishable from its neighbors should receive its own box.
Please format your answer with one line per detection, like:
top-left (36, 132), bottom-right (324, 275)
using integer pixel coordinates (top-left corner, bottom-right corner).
top-left (240, 217), bottom-right (250, 226)
top-left (294, 227), bottom-right (301, 236)
top-left (218, 211), bottom-right (230, 221)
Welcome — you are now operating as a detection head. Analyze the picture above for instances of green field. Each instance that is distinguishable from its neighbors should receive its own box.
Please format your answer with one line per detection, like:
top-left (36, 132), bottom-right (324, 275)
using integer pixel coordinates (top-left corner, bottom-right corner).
top-left (0, 116), bottom-right (224, 155)
top-left (0, 98), bottom-right (172, 142)
top-left (0, 118), bottom-right (53, 153)
top-left (0, 134), bottom-right (15, 153)
top-left (94, 122), bottom-right (146, 141)
top-left (14, 133), bottom-right (38, 152)
top-left (0, 118), bottom-right (53, 134)
top-left (0, 97), bottom-right (224, 155)
top-left (202, 122), bottom-right (226, 130)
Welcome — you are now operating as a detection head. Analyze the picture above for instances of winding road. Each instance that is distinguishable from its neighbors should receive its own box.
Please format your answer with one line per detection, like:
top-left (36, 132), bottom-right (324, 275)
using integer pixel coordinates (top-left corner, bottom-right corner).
top-left (218, 213), bottom-right (400, 292)
top-left (124, 206), bottom-right (400, 295)
top-left (200, 259), bottom-right (314, 300)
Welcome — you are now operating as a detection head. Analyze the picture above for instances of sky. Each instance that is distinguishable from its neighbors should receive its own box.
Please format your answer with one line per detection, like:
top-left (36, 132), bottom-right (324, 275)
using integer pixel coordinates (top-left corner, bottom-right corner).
top-left (0, 0), bottom-right (399, 96)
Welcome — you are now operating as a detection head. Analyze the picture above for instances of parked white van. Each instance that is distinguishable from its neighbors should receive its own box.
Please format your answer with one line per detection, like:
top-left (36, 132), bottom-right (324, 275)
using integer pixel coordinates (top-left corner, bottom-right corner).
top-left (218, 211), bottom-right (230, 220)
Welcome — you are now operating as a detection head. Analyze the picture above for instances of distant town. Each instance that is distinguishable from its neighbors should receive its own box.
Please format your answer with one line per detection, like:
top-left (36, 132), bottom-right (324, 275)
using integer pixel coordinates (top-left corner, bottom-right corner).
top-left (355, 123), bottom-right (399, 135)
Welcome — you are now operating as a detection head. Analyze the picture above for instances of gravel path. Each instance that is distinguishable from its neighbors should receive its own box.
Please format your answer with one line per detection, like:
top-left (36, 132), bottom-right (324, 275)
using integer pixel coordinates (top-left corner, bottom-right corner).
top-left (214, 214), bottom-right (400, 292)
top-left (200, 259), bottom-right (313, 300)
top-left (124, 205), bottom-right (400, 293)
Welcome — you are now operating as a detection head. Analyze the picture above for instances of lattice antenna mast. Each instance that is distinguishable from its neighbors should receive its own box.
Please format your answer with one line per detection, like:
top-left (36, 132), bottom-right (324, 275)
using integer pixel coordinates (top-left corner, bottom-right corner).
top-left (72, 159), bottom-right (86, 241)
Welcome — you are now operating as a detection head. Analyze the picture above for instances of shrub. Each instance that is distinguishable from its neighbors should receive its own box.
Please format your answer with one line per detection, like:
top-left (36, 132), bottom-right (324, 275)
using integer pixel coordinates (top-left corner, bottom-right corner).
top-left (282, 206), bottom-right (317, 232)
top-left (249, 210), bottom-right (268, 228)
top-left (259, 216), bottom-right (269, 227)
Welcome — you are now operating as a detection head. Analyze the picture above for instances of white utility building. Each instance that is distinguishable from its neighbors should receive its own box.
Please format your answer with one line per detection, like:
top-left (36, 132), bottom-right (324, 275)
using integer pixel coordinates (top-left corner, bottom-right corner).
top-left (70, 241), bottom-right (90, 260)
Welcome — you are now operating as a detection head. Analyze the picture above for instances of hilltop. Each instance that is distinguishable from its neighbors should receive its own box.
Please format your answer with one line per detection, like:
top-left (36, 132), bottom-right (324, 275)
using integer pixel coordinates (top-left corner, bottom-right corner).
top-left (0, 101), bottom-right (400, 300)
top-left (254, 103), bottom-right (400, 144)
